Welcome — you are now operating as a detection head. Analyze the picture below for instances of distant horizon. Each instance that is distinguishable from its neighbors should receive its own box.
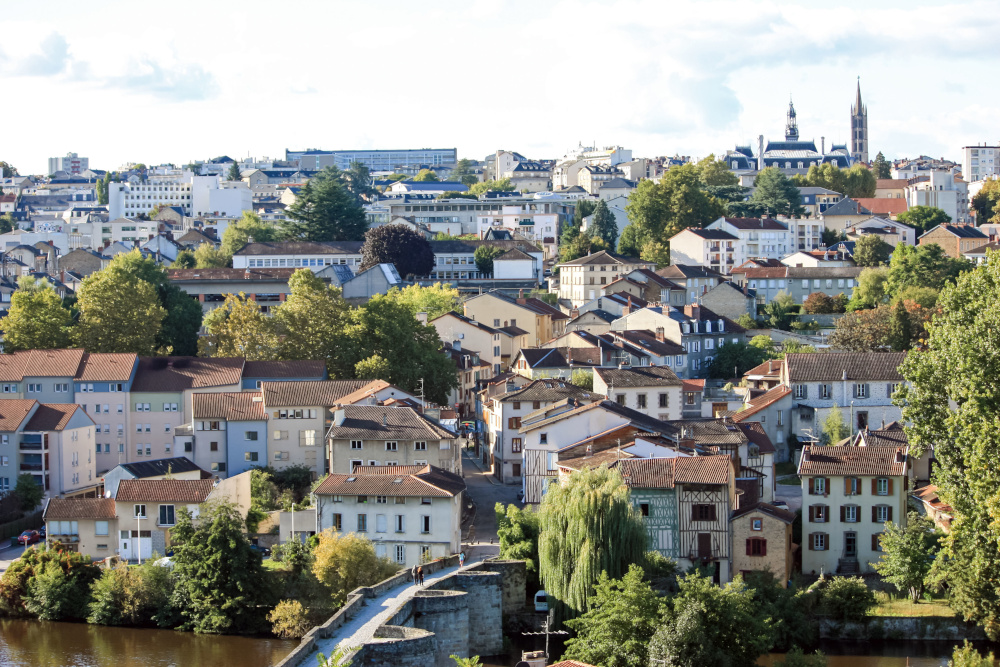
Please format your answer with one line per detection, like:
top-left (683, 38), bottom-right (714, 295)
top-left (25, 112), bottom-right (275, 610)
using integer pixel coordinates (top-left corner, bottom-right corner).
top-left (3, 0), bottom-right (997, 174)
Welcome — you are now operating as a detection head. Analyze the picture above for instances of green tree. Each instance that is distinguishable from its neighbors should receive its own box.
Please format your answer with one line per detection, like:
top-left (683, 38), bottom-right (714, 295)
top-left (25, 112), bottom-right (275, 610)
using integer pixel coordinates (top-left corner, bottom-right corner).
top-left (587, 199), bottom-right (619, 248)
top-left (775, 647), bottom-right (827, 667)
top-left (970, 179), bottom-right (1000, 224)
top-left (412, 169), bottom-right (439, 182)
top-left (896, 205), bottom-right (952, 235)
top-left (282, 167), bottom-right (368, 241)
top-left (894, 253), bottom-right (1000, 638)
top-left (885, 242), bottom-right (971, 298)
top-left (694, 154), bottom-right (739, 187)
top-left (573, 199), bottom-right (597, 227)
top-left (384, 173), bottom-right (407, 183)
top-left (708, 341), bottom-right (769, 379)
top-left (200, 292), bottom-right (278, 359)
top-left (750, 167), bottom-right (804, 216)
top-left (227, 162), bottom-right (242, 182)
top-left (648, 572), bottom-right (774, 667)
top-left (570, 368), bottom-right (593, 390)
top-left (221, 211), bottom-right (280, 258)
top-left (496, 503), bottom-right (541, 591)
top-left (886, 299), bottom-right (914, 352)
top-left (852, 234), bottom-right (893, 267)
top-left (171, 249), bottom-right (196, 268)
top-left (311, 530), bottom-right (400, 606)
top-left (847, 266), bottom-right (890, 311)
top-left (820, 404), bottom-right (849, 445)
top-left (948, 641), bottom-right (996, 667)
top-left (538, 465), bottom-right (647, 625)
top-left (0, 161), bottom-right (19, 177)
top-left (272, 270), bottom-right (354, 377)
top-left (169, 501), bottom-right (272, 634)
top-left (268, 599), bottom-right (313, 639)
top-left (0, 212), bottom-right (15, 234)
top-left (468, 178), bottom-right (515, 196)
top-left (87, 560), bottom-right (172, 626)
top-left (344, 161), bottom-right (377, 203)
top-left (360, 224), bottom-right (434, 278)
top-left (624, 163), bottom-right (726, 252)
top-left (14, 473), bottom-right (43, 511)
top-left (829, 305), bottom-right (892, 351)
top-left (796, 162), bottom-right (847, 195)
top-left (820, 576), bottom-right (875, 621)
top-left (473, 245), bottom-right (506, 276)
top-left (562, 564), bottom-right (666, 667)
top-left (872, 151), bottom-right (892, 179)
top-left (873, 511), bottom-right (941, 602)
top-left (193, 243), bottom-right (230, 268)
top-left (0, 277), bottom-right (73, 352)
top-left (559, 229), bottom-right (609, 265)
top-left (449, 158), bottom-right (479, 187)
top-left (23, 558), bottom-right (100, 621)
top-left (355, 354), bottom-right (391, 380)
top-left (75, 263), bottom-right (167, 355)
top-left (843, 164), bottom-right (877, 198)
top-left (383, 282), bottom-right (461, 321)
top-left (96, 174), bottom-right (109, 205)
top-left (763, 291), bottom-right (797, 330)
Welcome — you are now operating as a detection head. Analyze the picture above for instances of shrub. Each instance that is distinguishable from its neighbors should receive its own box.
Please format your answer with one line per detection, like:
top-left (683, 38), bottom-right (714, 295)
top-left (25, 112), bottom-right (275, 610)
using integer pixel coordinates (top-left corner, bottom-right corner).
top-left (24, 557), bottom-right (99, 621)
top-left (0, 544), bottom-right (99, 618)
top-left (821, 576), bottom-right (875, 622)
top-left (268, 599), bottom-right (313, 639)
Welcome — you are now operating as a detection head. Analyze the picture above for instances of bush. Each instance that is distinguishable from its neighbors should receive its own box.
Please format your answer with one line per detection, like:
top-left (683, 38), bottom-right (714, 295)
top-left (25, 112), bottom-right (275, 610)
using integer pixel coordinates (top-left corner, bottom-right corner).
top-left (268, 599), bottom-right (313, 639)
top-left (821, 576), bottom-right (875, 622)
top-left (13, 474), bottom-right (43, 512)
top-left (24, 557), bottom-right (99, 621)
top-left (948, 641), bottom-right (996, 666)
top-left (0, 544), bottom-right (100, 618)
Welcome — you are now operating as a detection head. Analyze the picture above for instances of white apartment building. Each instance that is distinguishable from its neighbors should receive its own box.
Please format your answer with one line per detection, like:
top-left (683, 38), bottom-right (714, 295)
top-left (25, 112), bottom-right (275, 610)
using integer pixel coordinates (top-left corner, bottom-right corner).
top-left (109, 174), bottom-right (251, 220)
top-left (557, 251), bottom-right (658, 307)
top-left (49, 153), bottom-right (89, 175)
top-left (963, 144), bottom-right (1000, 182)
top-left (705, 217), bottom-right (792, 264)
top-left (905, 170), bottom-right (971, 223)
top-left (477, 204), bottom-right (561, 242)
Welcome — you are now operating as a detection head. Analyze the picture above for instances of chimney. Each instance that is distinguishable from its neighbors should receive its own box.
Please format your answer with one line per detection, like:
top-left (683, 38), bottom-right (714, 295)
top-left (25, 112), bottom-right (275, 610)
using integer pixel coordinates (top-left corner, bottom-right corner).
top-left (518, 288), bottom-right (524, 298)
top-left (570, 308), bottom-right (579, 319)
top-left (684, 304), bottom-right (700, 319)
top-left (382, 413), bottom-right (388, 426)
top-left (821, 136), bottom-right (825, 154)
top-left (742, 281), bottom-right (748, 296)
top-left (655, 326), bottom-right (665, 342)
top-left (453, 339), bottom-right (461, 351)
top-left (333, 405), bottom-right (346, 426)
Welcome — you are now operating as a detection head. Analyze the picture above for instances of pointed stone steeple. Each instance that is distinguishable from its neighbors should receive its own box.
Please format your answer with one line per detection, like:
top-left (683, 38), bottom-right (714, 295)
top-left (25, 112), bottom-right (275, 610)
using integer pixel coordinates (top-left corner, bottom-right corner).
top-left (850, 77), bottom-right (869, 163)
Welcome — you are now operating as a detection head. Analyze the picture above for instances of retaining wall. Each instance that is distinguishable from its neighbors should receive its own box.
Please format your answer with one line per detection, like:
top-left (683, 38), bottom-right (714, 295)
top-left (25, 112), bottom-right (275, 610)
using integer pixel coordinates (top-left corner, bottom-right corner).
top-left (820, 617), bottom-right (987, 641)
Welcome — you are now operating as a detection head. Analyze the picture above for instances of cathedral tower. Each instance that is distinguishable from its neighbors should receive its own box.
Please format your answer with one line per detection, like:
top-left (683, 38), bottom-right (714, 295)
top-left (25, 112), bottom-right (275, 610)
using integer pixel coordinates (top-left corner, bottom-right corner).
top-left (784, 99), bottom-right (799, 141)
top-left (851, 78), bottom-right (869, 163)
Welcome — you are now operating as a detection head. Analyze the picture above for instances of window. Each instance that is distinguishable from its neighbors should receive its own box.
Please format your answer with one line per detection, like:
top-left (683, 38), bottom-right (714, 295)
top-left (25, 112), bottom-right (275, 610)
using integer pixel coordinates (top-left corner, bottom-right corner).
top-left (331, 513), bottom-right (342, 531)
top-left (810, 477), bottom-right (828, 495)
top-left (395, 515), bottom-right (405, 532)
top-left (421, 497), bottom-right (432, 505)
top-left (245, 452), bottom-right (259, 462)
top-left (843, 505), bottom-right (858, 523)
top-left (357, 514), bottom-right (367, 532)
top-left (820, 384), bottom-right (831, 399)
top-left (639, 502), bottom-right (650, 517)
top-left (396, 544), bottom-right (406, 563)
top-left (854, 383), bottom-right (868, 398)
top-left (540, 433), bottom-right (547, 444)
top-left (245, 431), bottom-right (258, 441)
top-left (159, 505), bottom-right (175, 526)
top-left (875, 477), bottom-right (890, 496)
top-left (376, 514), bottom-right (387, 533)
top-left (358, 496), bottom-right (368, 504)
top-left (637, 394), bottom-right (647, 409)
top-left (507, 417), bottom-right (521, 429)
top-left (420, 515), bottom-right (431, 533)
top-left (532, 401), bottom-right (540, 409)
top-left (351, 440), bottom-right (363, 450)
top-left (752, 518), bottom-right (763, 531)
top-left (615, 394), bottom-right (626, 406)
top-left (747, 538), bottom-right (767, 556)
top-left (210, 441), bottom-right (218, 452)
top-left (421, 545), bottom-right (431, 561)
top-left (793, 385), bottom-right (807, 399)
top-left (395, 496), bottom-right (406, 505)
top-left (511, 438), bottom-right (522, 453)
top-left (811, 533), bottom-right (827, 551)
top-left (659, 393), bottom-right (669, 408)
top-left (414, 441), bottom-right (427, 451)
top-left (685, 393), bottom-right (696, 405)
top-left (872, 533), bottom-right (883, 551)
top-left (27, 384), bottom-right (40, 393)
top-left (809, 505), bottom-right (828, 523)
top-left (512, 401), bottom-right (521, 410)
top-left (95, 521), bottom-right (109, 536)
top-left (887, 383), bottom-right (900, 396)
top-left (692, 504), bottom-right (716, 521)
top-left (874, 505), bottom-right (892, 522)
top-left (385, 441), bottom-right (398, 452)
top-left (165, 424), bottom-right (172, 433)
top-left (134, 504), bottom-right (147, 518)
top-left (376, 496), bottom-right (387, 504)
top-left (211, 462), bottom-right (226, 472)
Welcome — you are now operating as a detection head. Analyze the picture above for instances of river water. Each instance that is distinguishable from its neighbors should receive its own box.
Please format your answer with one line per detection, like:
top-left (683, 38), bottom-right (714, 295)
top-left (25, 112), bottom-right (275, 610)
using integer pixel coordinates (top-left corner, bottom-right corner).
top-left (0, 618), bottom-right (298, 667)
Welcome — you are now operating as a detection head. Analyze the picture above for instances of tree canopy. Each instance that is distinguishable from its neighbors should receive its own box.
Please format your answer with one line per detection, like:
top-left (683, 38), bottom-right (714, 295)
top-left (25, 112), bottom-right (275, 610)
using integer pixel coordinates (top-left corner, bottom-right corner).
top-left (791, 162), bottom-right (876, 198)
top-left (885, 242), bottom-right (971, 297)
top-left (587, 199), bottom-right (619, 248)
top-left (473, 245), bottom-right (505, 276)
top-left (0, 277), bottom-right (73, 352)
top-left (538, 464), bottom-right (647, 625)
top-left (873, 511), bottom-right (942, 602)
top-left (311, 530), bottom-right (399, 606)
top-left (226, 162), bottom-right (241, 182)
top-left (872, 151), bottom-right (892, 179)
top-left (281, 167), bottom-right (368, 241)
top-left (412, 169), bottom-right (439, 182)
top-left (750, 167), bottom-right (804, 216)
top-left (707, 341), bottom-right (770, 379)
top-left (896, 205), bottom-right (952, 235)
top-left (200, 293), bottom-right (279, 359)
top-left (383, 282), bottom-right (461, 321)
top-left (469, 178), bottom-right (515, 195)
top-left (449, 158), bottom-right (479, 187)
top-left (221, 211), bottom-right (280, 258)
top-left (971, 179), bottom-right (1000, 225)
top-left (852, 234), bottom-right (894, 267)
top-left (359, 224), bottom-right (434, 278)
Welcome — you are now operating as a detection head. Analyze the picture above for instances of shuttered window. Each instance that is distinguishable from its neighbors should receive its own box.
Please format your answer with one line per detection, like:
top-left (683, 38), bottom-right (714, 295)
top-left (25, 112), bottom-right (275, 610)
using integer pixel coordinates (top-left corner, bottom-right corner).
top-left (746, 538), bottom-right (767, 557)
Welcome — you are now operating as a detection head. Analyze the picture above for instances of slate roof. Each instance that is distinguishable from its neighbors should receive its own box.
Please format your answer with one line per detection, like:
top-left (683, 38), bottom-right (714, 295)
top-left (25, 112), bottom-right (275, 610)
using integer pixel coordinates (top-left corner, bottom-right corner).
top-left (0, 399), bottom-right (37, 431)
top-left (430, 239), bottom-right (541, 254)
top-left (233, 241), bottom-right (364, 256)
top-left (117, 456), bottom-right (205, 479)
top-left (434, 311), bottom-right (501, 335)
top-left (799, 445), bottom-right (907, 477)
top-left (495, 248), bottom-right (534, 261)
top-left (115, 478), bottom-right (216, 503)
top-left (730, 501), bottom-right (797, 523)
top-left (526, 399), bottom-right (678, 438)
top-left (44, 498), bottom-right (117, 521)
top-left (721, 217), bottom-right (787, 230)
top-left (855, 423), bottom-right (909, 449)
top-left (921, 223), bottom-right (989, 240)
top-left (785, 352), bottom-right (905, 382)
top-left (558, 448), bottom-right (636, 471)
top-left (515, 348), bottom-right (598, 369)
top-left (594, 365), bottom-right (682, 388)
top-left (571, 309), bottom-right (617, 325)
top-left (315, 465), bottom-right (465, 498)
top-left (674, 418), bottom-right (763, 448)
top-left (823, 198), bottom-right (872, 217)
top-left (193, 392), bottom-right (267, 421)
top-left (681, 228), bottom-right (739, 240)
top-left (130, 357), bottom-right (244, 392)
top-left (736, 421), bottom-right (776, 454)
top-left (656, 264), bottom-right (723, 280)
top-left (242, 360), bottom-right (326, 379)
top-left (25, 404), bottom-right (90, 431)
top-left (498, 325), bottom-right (529, 336)
top-left (328, 405), bottom-right (456, 440)
top-left (609, 330), bottom-right (686, 356)
top-left (558, 250), bottom-right (648, 267)
top-left (262, 380), bottom-right (378, 407)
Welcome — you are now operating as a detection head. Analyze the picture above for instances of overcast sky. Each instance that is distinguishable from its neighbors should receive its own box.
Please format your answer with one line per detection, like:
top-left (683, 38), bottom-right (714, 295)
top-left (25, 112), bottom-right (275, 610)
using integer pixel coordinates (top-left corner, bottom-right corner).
top-left (5, 0), bottom-right (997, 174)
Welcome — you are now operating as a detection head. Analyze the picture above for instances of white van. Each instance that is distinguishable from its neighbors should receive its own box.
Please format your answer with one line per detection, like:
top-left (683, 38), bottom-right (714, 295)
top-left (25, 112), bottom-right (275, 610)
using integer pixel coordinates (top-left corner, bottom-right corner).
top-left (534, 590), bottom-right (548, 612)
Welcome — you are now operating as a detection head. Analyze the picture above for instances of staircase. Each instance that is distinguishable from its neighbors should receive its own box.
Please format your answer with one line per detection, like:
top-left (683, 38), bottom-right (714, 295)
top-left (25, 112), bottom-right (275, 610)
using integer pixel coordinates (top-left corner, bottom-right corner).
top-left (837, 557), bottom-right (860, 575)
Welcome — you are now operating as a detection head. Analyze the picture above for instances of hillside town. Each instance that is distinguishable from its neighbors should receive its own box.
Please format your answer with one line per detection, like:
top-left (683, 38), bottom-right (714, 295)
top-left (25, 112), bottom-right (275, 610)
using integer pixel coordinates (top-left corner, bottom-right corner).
top-left (0, 8), bottom-right (999, 664)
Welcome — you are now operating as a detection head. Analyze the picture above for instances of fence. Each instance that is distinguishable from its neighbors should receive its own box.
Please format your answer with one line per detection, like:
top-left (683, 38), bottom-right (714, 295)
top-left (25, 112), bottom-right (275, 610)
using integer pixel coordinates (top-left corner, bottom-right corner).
top-left (0, 511), bottom-right (43, 542)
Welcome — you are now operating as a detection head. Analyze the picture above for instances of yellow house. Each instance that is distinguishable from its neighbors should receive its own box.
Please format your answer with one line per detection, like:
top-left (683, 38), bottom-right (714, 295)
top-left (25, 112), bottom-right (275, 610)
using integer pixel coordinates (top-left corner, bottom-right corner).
top-left (43, 497), bottom-right (118, 558)
top-left (463, 291), bottom-right (568, 347)
top-left (730, 502), bottom-right (796, 587)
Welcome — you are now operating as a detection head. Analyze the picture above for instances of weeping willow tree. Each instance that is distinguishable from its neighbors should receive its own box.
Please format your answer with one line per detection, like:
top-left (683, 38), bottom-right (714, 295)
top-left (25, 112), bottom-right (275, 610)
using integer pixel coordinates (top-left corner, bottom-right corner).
top-left (538, 464), bottom-right (647, 626)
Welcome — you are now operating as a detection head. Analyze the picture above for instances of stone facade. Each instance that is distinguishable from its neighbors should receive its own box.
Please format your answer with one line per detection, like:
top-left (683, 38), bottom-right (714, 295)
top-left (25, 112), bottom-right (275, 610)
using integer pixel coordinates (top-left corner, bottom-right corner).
top-left (730, 506), bottom-right (793, 586)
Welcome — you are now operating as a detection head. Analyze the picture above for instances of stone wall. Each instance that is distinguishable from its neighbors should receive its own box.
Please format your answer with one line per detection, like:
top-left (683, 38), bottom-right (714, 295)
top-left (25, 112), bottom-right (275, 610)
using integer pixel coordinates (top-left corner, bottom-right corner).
top-left (470, 559), bottom-right (527, 619)
top-left (445, 572), bottom-right (503, 656)
top-left (353, 627), bottom-right (437, 667)
top-left (412, 590), bottom-right (470, 663)
top-left (819, 617), bottom-right (987, 641)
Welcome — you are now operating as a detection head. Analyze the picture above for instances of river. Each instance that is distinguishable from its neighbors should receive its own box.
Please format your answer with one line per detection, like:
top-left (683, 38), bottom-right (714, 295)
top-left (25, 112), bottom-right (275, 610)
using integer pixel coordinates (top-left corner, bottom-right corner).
top-left (0, 618), bottom-right (298, 667)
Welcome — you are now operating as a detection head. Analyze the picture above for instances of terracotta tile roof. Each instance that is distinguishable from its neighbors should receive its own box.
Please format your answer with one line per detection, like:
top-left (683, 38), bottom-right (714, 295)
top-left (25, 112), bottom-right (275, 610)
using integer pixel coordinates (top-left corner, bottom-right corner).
top-left (314, 464), bottom-right (465, 498)
top-left (261, 380), bottom-right (377, 408)
top-left (328, 405), bottom-right (456, 441)
top-left (44, 498), bottom-right (117, 521)
top-left (744, 359), bottom-right (784, 378)
top-left (22, 349), bottom-right (86, 377)
top-left (853, 197), bottom-right (909, 216)
top-left (0, 354), bottom-right (31, 383)
top-left (130, 357), bottom-right (244, 392)
top-left (675, 419), bottom-right (748, 447)
top-left (25, 404), bottom-right (91, 431)
top-left (876, 179), bottom-right (908, 189)
top-left (732, 385), bottom-right (791, 421)
top-left (593, 365), bottom-right (682, 388)
top-left (496, 379), bottom-right (596, 404)
top-left (617, 454), bottom-right (732, 488)
top-left (193, 392), bottom-right (267, 421)
top-left (913, 484), bottom-right (952, 513)
top-left (242, 360), bottom-right (326, 379)
top-left (75, 353), bottom-right (137, 382)
top-left (337, 381), bottom-right (395, 406)
top-left (115, 478), bottom-right (216, 503)
top-left (681, 379), bottom-right (705, 393)
top-left (730, 501), bottom-right (796, 523)
top-left (674, 455), bottom-right (732, 485)
top-left (798, 445), bottom-right (908, 477)
top-left (785, 352), bottom-right (905, 382)
top-left (0, 399), bottom-right (38, 431)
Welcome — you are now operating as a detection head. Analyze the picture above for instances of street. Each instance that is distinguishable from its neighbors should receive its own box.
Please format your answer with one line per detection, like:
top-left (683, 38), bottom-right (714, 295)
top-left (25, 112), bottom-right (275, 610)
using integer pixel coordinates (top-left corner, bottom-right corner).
top-left (775, 477), bottom-right (803, 513)
top-left (0, 542), bottom-right (26, 573)
top-left (461, 445), bottom-right (521, 554)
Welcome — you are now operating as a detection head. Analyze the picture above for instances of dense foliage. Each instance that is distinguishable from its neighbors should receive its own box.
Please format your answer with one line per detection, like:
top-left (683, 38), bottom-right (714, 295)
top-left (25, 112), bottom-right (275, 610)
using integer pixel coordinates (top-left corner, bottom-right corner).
top-left (282, 166), bottom-right (368, 241)
top-left (0, 277), bottom-right (73, 352)
top-left (873, 511), bottom-right (942, 602)
top-left (496, 503), bottom-right (541, 591)
top-left (311, 530), bottom-right (400, 606)
top-left (359, 224), bottom-right (434, 278)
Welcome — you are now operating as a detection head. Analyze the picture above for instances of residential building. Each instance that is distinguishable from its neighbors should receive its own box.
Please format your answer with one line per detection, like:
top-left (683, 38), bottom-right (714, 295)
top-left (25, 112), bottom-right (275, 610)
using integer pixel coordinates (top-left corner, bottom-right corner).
top-left (656, 265), bottom-right (725, 304)
top-left (918, 224), bottom-right (988, 259)
top-left (475, 201), bottom-right (568, 244)
top-left (42, 497), bottom-right (117, 557)
top-left (596, 178), bottom-right (637, 201)
top-left (191, 393), bottom-right (268, 477)
top-left (480, 379), bottom-right (596, 484)
top-left (463, 291), bottom-right (568, 348)
top-left (903, 171), bottom-right (971, 223)
top-left (387, 181), bottom-right (469, 196)
top-left (592, 367), bottom-right (683, 421)
top-left (578, 165), bottom-right (624, 195)
top-left (731, 384), bottom-right (795, 461)
top-left (288, 148), bottom-right (457, 172)
top-left (101, 456), bottom-right (207, 498)
top-left (326, 405), bottom-right (460, 475)
top-left (821, 198), bottom-right (877, 233)
top-left (852, 197), bottom-right (910, 220)
top-left (109, 174), bottom-right (251, 220)
top-left (699, 281), bottom-right (756, 322)
top-left (432, 311), bottom-right (508, 376)
top-left (313, 464), bottom-right (464, 566)
top-left (429, 239), bottom-right (545, 282)
top-left (797, 187), bottom-right (844, 218)
top-left (668, 228), bottom-right (738, 275)
top-left (600, 269), bottom-right (686, 307)
top-left (48, 153), bottom-right (90, 176)
top-left (875, 179), bottom-right (908, 199)
top-left (963, 144), bottom-right (1000, 182)
top-left (509, 347), bottom-right (599, 381)
top-left (799, 444), bottom-right (908, 575)
top-left (844, 217), bottom-right (916, 247)
top-left (729, 266), bottom-right (863, 306)
top-left (730, 502), bottom-right (796, 586)
top-left (672, 418), bottom-right (776, 504)
top-left (705, 217), bottom-right (793, 266)
top-left (167, 268), bottom-right (306, 314)
top-left (556, 251), bottom-right (658, 307)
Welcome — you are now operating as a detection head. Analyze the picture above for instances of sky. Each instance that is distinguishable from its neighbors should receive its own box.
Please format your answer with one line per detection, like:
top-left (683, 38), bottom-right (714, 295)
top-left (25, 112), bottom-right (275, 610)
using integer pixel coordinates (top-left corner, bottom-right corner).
top-left (4, 0), bottom-right (998, 175)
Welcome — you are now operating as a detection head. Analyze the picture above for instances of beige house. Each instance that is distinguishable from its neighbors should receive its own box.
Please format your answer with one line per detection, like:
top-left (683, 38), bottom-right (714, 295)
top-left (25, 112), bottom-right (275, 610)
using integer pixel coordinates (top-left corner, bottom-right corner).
top-left (730, 502), bottom-right (796, 587)
top-left (463, 291), bottom-right (568, 348)
top-left (42, 497), bottom-right (118, 558)
top-left (592, 366), bottom-right (683, 422)
top-left (556, 251), bottom-right (657, 308)
top-left (431, 311), bottom-right (506, 376)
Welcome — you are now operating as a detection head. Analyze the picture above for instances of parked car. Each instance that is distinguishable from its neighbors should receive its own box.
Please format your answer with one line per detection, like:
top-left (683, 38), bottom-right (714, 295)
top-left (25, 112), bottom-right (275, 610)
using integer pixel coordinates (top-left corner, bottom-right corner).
top-left (249, 543), bottom-right (271, 558)
top-left (17, 530), bottom-right (40, 546)
top-left (38, 526), bottom-right (46, 540)
top-left (534, 590), bottom-right (548, 613)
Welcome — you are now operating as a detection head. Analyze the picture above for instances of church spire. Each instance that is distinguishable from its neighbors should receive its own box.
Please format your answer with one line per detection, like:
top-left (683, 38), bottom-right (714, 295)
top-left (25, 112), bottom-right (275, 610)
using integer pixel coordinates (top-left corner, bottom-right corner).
top-left (850, 77), bottom-right (869, 163)
top-left (785, 98), bottom-right (799, 141)
top-left (853, 77), bottom-right (865, 115)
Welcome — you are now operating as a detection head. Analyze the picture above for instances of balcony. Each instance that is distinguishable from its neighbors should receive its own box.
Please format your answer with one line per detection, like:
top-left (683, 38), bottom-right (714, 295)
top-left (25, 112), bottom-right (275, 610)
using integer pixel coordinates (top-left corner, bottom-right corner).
top-left (20, 463), bottom-right (43, 472)
top-left (19, 441), bottom-right (43, 451)
top-left (174, 424), bottom-right (194, 437)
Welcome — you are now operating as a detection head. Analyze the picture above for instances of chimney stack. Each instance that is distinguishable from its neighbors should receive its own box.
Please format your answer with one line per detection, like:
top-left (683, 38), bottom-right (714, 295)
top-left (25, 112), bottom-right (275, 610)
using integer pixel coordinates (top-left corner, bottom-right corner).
top-left (655, 326), bottom-right (665, 342)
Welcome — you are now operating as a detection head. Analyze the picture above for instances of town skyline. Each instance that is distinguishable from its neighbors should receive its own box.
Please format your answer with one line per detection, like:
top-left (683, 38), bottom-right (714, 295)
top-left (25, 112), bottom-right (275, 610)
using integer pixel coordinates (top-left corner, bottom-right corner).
top-left (3, 0), bottom-right (997, 173)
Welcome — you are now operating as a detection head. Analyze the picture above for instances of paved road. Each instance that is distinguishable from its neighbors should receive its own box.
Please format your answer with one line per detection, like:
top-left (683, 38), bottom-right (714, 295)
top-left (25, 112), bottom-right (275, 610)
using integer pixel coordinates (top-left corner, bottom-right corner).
top-left (775, 477), bottom-right (803, 513)
top-left (0, 543), bottom-right (26, 573)
top-left (461, 445), bottom-right (521, 546)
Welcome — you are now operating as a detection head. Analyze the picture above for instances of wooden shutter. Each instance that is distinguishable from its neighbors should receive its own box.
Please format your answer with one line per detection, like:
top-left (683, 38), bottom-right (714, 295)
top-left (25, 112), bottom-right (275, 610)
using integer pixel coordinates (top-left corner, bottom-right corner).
top-left (886, 506), bottom-right (893, 522)
top-left (708, 505), bottom-right (717, 521)
top-left (808, 505), bottom-right (814, 522)
top-left (808, 477), bottom-right (815, 495)
top-left (844, 478), bottom-right (851, 495)
top-left (887, 478), bottom-right (894, 495)
top-left (807, 533), bottom-right (814, 550)
top-left (872, 534), bottom-right (880, 550)
top-left (840, 506), bottom-right (846, 522)
top-left (871, 506), bottom-right (878, 522)
top-left (761, 539), bottom-right (767, 556)
top-left (871, 478), bottom-right (877, 494)
top-left (746, 539), bottom-right (752, 556)
top-left (823, 477), bottom-right (830, 495)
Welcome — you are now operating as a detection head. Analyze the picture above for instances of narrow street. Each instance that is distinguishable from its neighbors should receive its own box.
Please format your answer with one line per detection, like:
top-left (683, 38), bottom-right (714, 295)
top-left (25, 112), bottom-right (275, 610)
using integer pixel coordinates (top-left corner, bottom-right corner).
top-left (461, 444), bottom-right (521, 554)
